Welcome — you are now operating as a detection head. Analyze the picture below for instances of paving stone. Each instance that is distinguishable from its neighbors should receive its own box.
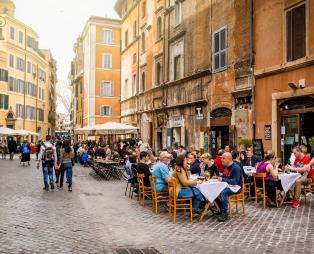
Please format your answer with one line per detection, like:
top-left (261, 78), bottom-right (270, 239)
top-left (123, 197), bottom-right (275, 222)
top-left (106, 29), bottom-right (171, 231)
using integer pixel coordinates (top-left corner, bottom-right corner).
top-left (0, 157), bottom-right (314, 253)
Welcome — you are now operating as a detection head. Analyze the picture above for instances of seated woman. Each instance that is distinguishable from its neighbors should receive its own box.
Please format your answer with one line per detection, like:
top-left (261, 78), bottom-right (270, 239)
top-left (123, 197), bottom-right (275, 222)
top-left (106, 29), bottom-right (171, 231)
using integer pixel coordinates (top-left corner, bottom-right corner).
top-left (187, 152), bottom-right (201, 175)
top-left (171, 155), bottom-right (203, 213)
top-left (256, 151), bottom-right (282, 206)
top-left (201, 153), bottom-right (219, 178)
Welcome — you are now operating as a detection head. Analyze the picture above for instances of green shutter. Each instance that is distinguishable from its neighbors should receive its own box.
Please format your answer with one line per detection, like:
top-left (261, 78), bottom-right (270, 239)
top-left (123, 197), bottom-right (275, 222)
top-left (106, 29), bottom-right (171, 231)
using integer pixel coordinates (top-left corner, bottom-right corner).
top-left (4, 95), bottom-right (8, 109)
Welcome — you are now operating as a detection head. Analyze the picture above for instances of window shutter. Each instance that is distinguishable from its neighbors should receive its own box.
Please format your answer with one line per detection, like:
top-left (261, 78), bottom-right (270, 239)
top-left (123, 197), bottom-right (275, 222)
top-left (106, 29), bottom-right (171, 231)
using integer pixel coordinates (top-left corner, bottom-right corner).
top-left (4, 95), bottom-right (8, 110)
top-left (293, 5), bottom-right (305, 60)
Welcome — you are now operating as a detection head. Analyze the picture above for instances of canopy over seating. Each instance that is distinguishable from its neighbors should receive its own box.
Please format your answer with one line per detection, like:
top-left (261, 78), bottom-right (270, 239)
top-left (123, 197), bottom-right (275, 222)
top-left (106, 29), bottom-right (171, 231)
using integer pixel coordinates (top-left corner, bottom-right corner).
top-left (0, 127), bottom-right (15, 136)
top-left (75, 122), bottom-right (138, 135)
top-left (0, 128), bottom-right (39, 137)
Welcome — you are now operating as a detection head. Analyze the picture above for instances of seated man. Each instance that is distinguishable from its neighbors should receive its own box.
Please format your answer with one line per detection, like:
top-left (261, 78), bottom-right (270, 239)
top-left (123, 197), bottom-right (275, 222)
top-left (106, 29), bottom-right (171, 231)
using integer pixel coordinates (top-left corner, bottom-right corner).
top-left (242, 148), bottom-right (261, 167)
top-left (188, 152), bottom-right (201, 175)
top-left (285, 146), bottom-right (311, 208)
top-left (137, 151), bottom-right (152, 187)
top-left (152, 151), bottom-right (172, 192)
top-left (213, 152), bottom-right (242, 222)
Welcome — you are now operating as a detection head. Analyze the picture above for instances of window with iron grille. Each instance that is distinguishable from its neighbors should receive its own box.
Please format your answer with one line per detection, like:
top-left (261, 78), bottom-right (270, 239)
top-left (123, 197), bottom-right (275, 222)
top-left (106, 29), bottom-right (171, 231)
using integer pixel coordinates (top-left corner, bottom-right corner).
top-left (287, 4), bottom-right (306, 61)
top-left (213, 26), bottom-right (228, 72)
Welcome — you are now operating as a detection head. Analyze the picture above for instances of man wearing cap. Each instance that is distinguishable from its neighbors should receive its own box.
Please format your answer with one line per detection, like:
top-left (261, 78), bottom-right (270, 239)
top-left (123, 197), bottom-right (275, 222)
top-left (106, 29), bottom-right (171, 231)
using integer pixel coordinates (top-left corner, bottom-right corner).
top-left (152, 151), bottom-right (172, 192)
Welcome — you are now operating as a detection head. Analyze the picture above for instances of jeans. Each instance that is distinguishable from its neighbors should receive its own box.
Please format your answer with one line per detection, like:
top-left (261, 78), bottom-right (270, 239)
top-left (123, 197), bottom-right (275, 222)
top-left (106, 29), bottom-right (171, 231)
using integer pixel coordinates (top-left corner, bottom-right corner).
top-left (42, 162), bottom-right (54, 189)
top-left (219, 187), bottom-right (239, 215)
top-left (60, 162), bottom-right (73, 188)
top-left (178, 187), bottom-right (203, 209)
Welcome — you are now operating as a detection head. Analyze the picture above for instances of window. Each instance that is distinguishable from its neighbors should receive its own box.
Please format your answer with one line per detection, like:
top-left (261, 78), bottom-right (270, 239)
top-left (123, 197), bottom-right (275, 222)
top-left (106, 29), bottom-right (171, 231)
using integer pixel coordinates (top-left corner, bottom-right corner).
top-left (132, 74), bottom-right (137, 95)
top-left (19, 31), bottom-right (23, 44)
top-left (287, 4), bottom-right (306, 61)
top-left (9, 55), bottom-right (14, 68)
top-left (124, 79), bottom-right (128, 99)
top-left (0, 94), bottom-right (9, 110)
top-left (16, 104), bottom-right (24, 118)
top-left (141, 72), bottom-right (145, 92)
top-left (156, 62), bottom-right (161, 85)
top-left (157, 16), bottom-right (162, 39)
top-left (27, 62), bottom-right (31, 73)
top-left (38, 68), bottom-right (46, 82)
top-left (142, 32), bottom-right (146, 52)
top-left (27, 36), bottom-right (38, 51)
top-left (101, 106), bottom-right (112, 116)
top-left (103, 54), bottom-right (112, 69)
top-left (16, 57), bottom-right (25, 71)
top-left (133, 20), bottom-right (137, 40)
top-left (125, 30), bottom-right (129, 48)
top-left (174, 55), bottom-right (181, 80)
top-left (0, 69), bottom-right (8, 82)
top-left (133, 53), bottom-right (137, 64)
top-left (38, 109), bottom-right (44, 121)
top-left (102, 30), bottom-right (113, 44)
top-left (175, 1), bottom-right (182, 25)
top-left (142, 1), bottom-right (146, 17)
top-left (32, 64), bottom-right (36, 75)
top-left (8, 77), bottom-right (24, 93)
top-left (26, 82), bottom-right (37, 97)
top-left (213, 27), bottom-right (228, 71)
top-left (10, 27), bottom-right (14, 40)
top-left (100, 81), bottom-right (113, 97)
top-left (26, 106), bottom-right (35, 120)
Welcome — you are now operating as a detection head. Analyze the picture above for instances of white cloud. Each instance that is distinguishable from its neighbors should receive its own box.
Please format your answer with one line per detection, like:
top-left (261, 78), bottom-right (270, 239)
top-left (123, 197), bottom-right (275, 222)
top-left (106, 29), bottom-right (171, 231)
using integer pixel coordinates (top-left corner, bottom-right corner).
top-left (13, 0), bottom-right (119, 113)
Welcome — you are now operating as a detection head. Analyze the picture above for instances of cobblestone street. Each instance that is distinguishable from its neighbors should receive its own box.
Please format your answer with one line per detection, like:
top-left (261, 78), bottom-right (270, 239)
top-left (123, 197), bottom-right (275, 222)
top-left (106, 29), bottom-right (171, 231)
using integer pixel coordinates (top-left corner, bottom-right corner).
top-left (1, 158), bottom-right (314, 254)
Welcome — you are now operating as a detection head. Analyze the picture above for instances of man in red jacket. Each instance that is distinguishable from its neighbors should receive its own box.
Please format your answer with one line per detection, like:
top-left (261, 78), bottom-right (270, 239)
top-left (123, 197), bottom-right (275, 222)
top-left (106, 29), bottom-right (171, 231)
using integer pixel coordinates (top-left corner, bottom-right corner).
top-left (214, 149), bottom-right (224, 173)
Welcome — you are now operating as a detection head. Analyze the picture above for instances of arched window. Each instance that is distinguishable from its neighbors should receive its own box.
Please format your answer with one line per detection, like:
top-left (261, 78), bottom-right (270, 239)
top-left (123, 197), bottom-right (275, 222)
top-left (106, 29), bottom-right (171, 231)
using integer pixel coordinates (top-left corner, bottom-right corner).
top-left (141, 72), bottom-right (145, 92)
top-left (142, 32), bottom-right (145, 52)
top-left (157, 16), bottom-right (162, 39)
top-left (156, 62), bottom-right (161, 86)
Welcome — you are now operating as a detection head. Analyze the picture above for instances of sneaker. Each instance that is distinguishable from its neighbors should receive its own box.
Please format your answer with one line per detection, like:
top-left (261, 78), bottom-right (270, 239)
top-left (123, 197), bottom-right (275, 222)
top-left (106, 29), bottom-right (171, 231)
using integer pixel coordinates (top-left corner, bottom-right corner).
top-left (292, 200), bottom-right (299, 208)
top-left (50, 182), bottom-right (54, 190)
top-left (217, 213), bottom-right (228, 222)
top-left (43, 187), bottom-right (49, 191)
top-left (68, 186), bottom-right (72, 192)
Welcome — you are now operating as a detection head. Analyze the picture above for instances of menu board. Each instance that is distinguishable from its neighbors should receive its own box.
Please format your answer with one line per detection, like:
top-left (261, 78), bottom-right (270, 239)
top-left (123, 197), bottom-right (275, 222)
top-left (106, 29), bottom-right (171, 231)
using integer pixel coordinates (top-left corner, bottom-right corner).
top-left (253, 139), bottom-right (264, 159)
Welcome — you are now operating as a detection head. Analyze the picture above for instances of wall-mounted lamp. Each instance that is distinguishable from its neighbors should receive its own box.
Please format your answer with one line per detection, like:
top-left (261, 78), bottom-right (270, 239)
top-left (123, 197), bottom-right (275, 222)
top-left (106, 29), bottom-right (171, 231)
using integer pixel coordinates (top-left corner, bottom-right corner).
top-left (288, 82), bottom-right (298, 90)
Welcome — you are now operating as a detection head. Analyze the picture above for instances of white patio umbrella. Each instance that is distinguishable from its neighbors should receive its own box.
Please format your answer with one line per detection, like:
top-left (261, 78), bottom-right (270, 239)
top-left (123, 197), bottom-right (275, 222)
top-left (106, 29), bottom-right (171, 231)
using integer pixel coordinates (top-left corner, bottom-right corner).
top-left (12, 130), bottom-right (39, 137)
top-left (0, 127), bottom-right (15, 136)
top-left (75, 122), bottom-right (138, 135)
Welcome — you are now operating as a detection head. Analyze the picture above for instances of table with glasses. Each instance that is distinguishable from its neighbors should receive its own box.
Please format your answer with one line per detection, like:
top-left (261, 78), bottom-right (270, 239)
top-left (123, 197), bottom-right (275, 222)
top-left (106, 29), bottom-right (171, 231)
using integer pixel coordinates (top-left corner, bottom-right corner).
top-left (278, 172), bottom-right (301, 206)
top-left (195, 179), bottom-right (241, 221)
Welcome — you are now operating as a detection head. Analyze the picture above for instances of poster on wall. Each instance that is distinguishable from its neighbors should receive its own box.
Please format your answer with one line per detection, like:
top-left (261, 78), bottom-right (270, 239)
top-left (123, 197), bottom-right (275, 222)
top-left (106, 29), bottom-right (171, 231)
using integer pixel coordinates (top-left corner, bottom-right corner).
top-left (264, 125), bottom-right (271, 140)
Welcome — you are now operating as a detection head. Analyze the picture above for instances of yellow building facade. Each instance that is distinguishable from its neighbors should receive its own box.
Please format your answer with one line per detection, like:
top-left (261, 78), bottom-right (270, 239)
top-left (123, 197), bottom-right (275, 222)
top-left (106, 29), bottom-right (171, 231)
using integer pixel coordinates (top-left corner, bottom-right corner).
top-left (0, 0), bottom-right (57, 140)
top-left (71, 17), bottom-right (121, 134)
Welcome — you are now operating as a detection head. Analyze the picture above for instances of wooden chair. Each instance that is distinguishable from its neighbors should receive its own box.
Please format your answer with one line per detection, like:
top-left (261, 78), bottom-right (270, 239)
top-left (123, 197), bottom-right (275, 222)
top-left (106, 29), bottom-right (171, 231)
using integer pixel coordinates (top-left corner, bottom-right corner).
top-left (168, 179), bottom-right (193, 224)
top-left (243, 182), bottom-right (251, 199)
top-left (228, 177), bottom-right (246, 218)
top-left (149, 176), bottom-right (168, 214)
top-left (302, 181), bottom-right (314, 203)
top-left (137, 173), bottom-right (153, 205)
top-left (253, 173), bottom-right (267, 208)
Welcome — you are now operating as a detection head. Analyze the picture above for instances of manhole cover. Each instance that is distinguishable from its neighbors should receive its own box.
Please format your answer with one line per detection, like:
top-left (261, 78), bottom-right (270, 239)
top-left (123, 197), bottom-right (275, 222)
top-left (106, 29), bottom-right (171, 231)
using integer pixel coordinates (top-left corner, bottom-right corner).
top-left (114, 248), bottom-right (160, 254)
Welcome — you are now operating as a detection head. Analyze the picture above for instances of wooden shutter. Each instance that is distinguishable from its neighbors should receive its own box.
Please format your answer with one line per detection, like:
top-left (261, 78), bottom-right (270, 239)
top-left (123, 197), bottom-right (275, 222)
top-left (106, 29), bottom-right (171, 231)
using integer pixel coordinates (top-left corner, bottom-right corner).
top-left (293, 4), bottom-right (305, 60)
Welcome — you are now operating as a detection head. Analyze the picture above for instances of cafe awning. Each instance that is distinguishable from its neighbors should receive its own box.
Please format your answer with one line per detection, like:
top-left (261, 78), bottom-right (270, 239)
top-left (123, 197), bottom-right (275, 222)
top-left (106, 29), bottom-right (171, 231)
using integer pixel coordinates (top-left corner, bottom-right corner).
top-left (75, 122), bottom-right (138, 135)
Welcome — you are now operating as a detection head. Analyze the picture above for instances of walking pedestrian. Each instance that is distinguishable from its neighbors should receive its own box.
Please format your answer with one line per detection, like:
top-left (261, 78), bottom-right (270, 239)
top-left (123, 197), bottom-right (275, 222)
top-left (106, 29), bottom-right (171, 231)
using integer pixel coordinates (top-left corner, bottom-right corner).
top-left (20, 140), bottom-right (30, 166)
top-left (55, 139), bottom-right (63, 184)
top-left (57, 139), bottom-right (74, 192)
top-left (7, 137), bottom-right (17, 160)
top-left (36, 135), bottom-right (57, 191)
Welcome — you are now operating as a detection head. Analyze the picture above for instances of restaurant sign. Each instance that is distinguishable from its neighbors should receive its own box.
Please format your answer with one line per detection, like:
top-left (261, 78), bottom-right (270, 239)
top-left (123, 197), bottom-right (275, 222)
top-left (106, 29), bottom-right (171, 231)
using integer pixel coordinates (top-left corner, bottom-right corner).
top-left (170, 115), bottom-right (184, 128)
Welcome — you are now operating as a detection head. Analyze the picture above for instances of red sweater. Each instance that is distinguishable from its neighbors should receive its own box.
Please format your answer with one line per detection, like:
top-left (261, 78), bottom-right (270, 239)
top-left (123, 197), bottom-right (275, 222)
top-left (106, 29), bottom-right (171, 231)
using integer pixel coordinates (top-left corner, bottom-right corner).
top-left (214, 156), bottom-right (224, 173)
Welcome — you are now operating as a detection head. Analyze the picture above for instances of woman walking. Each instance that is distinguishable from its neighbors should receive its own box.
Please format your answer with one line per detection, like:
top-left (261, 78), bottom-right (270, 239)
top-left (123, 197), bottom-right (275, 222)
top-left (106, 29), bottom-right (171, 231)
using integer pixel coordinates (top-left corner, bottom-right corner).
top-left (58, 140), bottom-right (74, 192)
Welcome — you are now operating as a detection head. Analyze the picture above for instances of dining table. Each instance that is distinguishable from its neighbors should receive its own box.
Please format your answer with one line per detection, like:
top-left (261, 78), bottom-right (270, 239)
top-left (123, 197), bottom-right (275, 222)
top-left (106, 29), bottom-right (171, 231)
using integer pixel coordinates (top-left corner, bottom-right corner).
top-left (94, 159), bottom-right (120, 180)
top-left (278, 172), bottom-right (301, 206)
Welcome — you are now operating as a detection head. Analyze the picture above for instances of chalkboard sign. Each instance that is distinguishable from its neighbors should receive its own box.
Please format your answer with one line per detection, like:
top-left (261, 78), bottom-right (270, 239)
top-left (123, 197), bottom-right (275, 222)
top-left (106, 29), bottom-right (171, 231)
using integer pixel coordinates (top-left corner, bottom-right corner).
top-left (253, 139), bottom-right (264, 159)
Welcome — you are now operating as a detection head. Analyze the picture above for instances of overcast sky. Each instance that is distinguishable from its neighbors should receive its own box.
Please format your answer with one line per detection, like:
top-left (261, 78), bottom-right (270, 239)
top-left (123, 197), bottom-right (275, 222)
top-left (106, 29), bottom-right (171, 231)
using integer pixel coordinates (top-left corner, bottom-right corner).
top-left (14, 0), bottom-right (119, 113)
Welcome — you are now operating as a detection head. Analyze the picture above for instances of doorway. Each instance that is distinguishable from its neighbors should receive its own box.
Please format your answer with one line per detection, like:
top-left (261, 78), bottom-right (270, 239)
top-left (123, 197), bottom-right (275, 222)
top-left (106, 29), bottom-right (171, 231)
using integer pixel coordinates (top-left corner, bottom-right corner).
top-left (210, 126), bottom-right (229, 157)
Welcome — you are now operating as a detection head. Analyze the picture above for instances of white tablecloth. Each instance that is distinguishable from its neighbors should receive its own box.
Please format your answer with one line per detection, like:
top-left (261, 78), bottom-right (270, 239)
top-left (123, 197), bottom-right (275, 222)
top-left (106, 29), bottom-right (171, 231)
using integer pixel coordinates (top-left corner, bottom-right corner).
top-left (196, 180), bottom-right (241, 203)
top-left (243, 166), bottom-right (256, 176)
top-left (279, 173), bottom-right (301, 192)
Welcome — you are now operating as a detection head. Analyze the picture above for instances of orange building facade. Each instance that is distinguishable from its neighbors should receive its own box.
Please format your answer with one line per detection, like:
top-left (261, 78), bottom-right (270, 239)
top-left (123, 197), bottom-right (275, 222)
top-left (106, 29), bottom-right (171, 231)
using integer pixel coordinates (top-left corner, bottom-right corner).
top-left (71, 17), bottom-right (121, 135)
top-left (254, 0), bottom-right (314, 162)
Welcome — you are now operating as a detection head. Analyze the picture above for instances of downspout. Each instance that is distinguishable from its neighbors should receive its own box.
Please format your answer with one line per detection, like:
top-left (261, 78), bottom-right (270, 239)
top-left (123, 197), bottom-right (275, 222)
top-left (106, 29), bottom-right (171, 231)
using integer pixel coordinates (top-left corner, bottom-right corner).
top-left (250, 0), bottom-right (256, 140)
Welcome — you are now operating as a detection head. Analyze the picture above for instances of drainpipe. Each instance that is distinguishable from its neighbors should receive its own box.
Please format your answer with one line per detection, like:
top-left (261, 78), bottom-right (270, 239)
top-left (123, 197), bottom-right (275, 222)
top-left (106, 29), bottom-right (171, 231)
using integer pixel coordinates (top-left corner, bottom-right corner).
top-left (250, 0), bottom-right (256, 140)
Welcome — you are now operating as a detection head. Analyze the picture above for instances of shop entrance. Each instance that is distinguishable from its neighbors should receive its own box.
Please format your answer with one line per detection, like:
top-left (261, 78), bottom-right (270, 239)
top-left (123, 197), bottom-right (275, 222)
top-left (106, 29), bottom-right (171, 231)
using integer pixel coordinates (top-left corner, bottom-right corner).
top-left (280, 97), bottom-right (314, 163)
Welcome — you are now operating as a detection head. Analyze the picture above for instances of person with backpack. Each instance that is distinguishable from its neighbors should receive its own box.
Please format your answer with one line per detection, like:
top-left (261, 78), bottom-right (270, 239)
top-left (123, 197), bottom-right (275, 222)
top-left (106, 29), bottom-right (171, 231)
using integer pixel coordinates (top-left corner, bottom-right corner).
top-left (36, 135), bottom-right (57, 191)
top-left (56, 139), bottom-right (74, 192)
top-left (20, 140), bottom-right (31, 166)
